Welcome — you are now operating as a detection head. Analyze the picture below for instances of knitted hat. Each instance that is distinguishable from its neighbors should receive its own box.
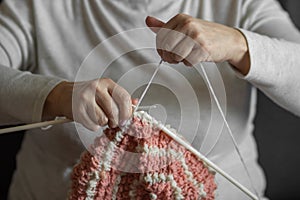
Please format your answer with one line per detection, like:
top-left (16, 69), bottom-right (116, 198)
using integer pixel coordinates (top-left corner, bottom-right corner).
top-left (69, 111), bottom-right (217, 200)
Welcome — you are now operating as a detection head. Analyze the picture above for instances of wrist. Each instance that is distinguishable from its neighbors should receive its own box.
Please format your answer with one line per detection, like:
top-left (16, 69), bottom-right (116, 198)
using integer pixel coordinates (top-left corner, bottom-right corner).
top-left (228, 28), bottom-right (250, 75)
top-left (42, 81), bottom-right (72, 121)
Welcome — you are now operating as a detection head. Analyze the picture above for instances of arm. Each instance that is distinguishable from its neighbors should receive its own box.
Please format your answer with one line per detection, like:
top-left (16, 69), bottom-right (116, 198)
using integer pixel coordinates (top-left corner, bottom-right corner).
top-left (146, 0), bottom-right (300, 116)
top-left (0, 0), bottom-right (132, 129)
top-left (238, 0), bottom-right (300, 116)
top-left (0, 0), bottom-right (64, 125)
top-left (44, 79), bottom-right (133, 130)
top-left (145, 14), bottom-right (250, 74)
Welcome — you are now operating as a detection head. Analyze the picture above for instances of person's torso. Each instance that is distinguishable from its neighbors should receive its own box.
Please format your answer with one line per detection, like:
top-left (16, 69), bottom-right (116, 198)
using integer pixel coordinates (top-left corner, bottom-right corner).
top-left (13, 0), bottom-right (263, 199)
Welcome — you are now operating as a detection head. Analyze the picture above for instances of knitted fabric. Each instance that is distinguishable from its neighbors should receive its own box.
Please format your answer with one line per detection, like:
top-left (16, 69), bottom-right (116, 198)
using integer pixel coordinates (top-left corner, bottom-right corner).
top-left (69, 111), bottom-right (217, 200)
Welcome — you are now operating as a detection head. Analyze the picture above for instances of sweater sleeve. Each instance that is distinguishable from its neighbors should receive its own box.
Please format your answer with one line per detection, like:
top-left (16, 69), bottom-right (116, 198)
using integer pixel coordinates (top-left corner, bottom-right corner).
top-left (238, 0), bottom-right (300, 116)
top-left (0, 0), bottom-right (63, 125)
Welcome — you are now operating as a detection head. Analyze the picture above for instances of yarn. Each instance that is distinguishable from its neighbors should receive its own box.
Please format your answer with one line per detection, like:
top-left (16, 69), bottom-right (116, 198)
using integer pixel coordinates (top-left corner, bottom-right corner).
top-left (69, 111), bottom-right (217, 200)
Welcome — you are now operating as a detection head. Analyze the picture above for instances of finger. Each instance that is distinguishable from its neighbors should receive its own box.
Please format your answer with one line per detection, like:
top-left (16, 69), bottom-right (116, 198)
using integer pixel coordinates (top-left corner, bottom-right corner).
top-left (164, 20), bottom-right (198, 63)
top-left (184, 46), bottom-right (209, 66)
top-left (159, 30), bottom-right (185, 63)
top-left (156, 14), bottom-right (188, 48)
top-left (85, 103), bottom-right (99, 125)
top-left (157, 14), bottom-right (193, 62)
top-left (86, 103), bottom-right (108, 127)
top-left (163, 14), bottom-right (187, 31)
top-left (79, 107), bottom-right (101, 131)
top-left (171, 36), bottom-right (195, 62)
top-left (96, 90), bottom-right (119, 128)
top-left (96, 106), bottom-right (109, 127)
top-left (184, 51), bottom-right (200, 67)
top-left (145, 16), bottom-right (165, 33)
top-left (162, 50), bottom-right (173, 63)
top-left (161, 29), bottom-right (186, 53)
top-left (109, 85), bottom-right (132, 127)
top-left (132, 98), bottom-right (139, 105)
top-left (156, 28), bottom-right (173, 54)
top-left (162, 50), bottom-right (179, 64)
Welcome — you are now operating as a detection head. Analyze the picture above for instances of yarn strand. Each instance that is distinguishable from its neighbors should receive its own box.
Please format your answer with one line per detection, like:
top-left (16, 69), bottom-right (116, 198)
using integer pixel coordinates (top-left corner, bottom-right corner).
top-left (199, 63), bottom-right (260, 200)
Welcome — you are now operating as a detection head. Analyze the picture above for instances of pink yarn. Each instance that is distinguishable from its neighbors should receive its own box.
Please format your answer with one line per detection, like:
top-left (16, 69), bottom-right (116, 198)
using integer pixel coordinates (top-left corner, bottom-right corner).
top-left (69, 113), bottom-right (217, 200)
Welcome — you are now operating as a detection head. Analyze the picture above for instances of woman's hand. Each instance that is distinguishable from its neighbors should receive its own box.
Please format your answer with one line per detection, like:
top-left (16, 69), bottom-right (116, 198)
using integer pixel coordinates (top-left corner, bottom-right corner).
top-left (43, 78), bottom-right (132, 131)
top-left (146, 14), bottom-right (250, 75)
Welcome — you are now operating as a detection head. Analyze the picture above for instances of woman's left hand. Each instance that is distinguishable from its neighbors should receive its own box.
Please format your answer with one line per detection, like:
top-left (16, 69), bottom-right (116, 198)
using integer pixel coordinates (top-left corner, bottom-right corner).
top-left (146, 14), bottom-right (250, 75)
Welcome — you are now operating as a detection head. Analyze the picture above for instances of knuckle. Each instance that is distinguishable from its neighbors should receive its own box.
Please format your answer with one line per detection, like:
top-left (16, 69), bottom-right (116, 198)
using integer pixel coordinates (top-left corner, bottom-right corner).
top-left (89, 80), bottom-right (99, 89)
top-left (88, 83), bottom-right (100, 96)
top-left (175, 13), bottom-right (187, 20)
top-left (182, 18), bottom-right (196, 29)
top-left (190, 32), bottom-right (200, 40)
top-left (78, 92), bottom-right (89, 102)
top-left (100, 77), bottom-right (113, 85)
top-left (90, 125), bottom-right (99, 132)
top-left (101, 77), bottom-right (111, 82)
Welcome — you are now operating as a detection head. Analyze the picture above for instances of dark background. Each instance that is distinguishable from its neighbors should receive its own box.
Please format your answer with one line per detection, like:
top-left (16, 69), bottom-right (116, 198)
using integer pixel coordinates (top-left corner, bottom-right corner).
top-left (0, 0), bottom-right (300, 199)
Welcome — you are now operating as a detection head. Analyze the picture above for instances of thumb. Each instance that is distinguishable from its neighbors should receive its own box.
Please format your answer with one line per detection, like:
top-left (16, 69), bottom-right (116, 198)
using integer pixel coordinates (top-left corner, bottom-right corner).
top-left (145, 16), bottom-right (165, 33)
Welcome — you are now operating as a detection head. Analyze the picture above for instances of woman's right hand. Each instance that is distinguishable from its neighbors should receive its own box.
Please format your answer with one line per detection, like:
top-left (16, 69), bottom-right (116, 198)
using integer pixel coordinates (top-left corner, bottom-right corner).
top-left (43, 78), bottom-right (132, 131)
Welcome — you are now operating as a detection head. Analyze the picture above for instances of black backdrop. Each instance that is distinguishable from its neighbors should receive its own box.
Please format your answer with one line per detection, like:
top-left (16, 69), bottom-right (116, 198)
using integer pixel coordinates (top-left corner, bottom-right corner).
top-left (0, 0), bottom-right (300, 199)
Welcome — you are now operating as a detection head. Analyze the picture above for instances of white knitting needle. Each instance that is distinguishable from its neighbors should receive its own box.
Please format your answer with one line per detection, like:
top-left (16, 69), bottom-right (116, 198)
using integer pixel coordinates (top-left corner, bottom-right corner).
top-left (0, 118), bottom-right (72, 135)
top-left (133, 60), bottom-right (163, 113)
top-left (198, 63), bottom-right (260, 199)
top-left (156, 119), bottom-right (258, 200)
top-left (0, 106), bottom-right (156, 135)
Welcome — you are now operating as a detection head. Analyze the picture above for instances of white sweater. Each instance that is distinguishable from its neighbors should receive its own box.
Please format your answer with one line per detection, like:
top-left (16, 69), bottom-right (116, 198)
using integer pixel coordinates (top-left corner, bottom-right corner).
top-left (0, 0), bottom-right (299, 199)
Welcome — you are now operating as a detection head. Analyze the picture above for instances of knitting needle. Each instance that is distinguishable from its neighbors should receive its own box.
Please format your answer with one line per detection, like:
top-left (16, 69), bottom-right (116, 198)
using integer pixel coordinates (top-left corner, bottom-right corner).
top-left (0, 106), bottom-right (156, 135)
top-left (156, 120), bottom-right (258, 200)
top-left (198, 63), bottom-right (260, 199)
top-left (0, 118), bottom-right (72, 135)
top-left (133, 60), bottom-right (163, 113)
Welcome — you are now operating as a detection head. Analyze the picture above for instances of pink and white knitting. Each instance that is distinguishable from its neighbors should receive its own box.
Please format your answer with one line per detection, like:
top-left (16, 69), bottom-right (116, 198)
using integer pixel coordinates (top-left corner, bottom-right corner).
top-left (69, 111), bottom-right (217, 200)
